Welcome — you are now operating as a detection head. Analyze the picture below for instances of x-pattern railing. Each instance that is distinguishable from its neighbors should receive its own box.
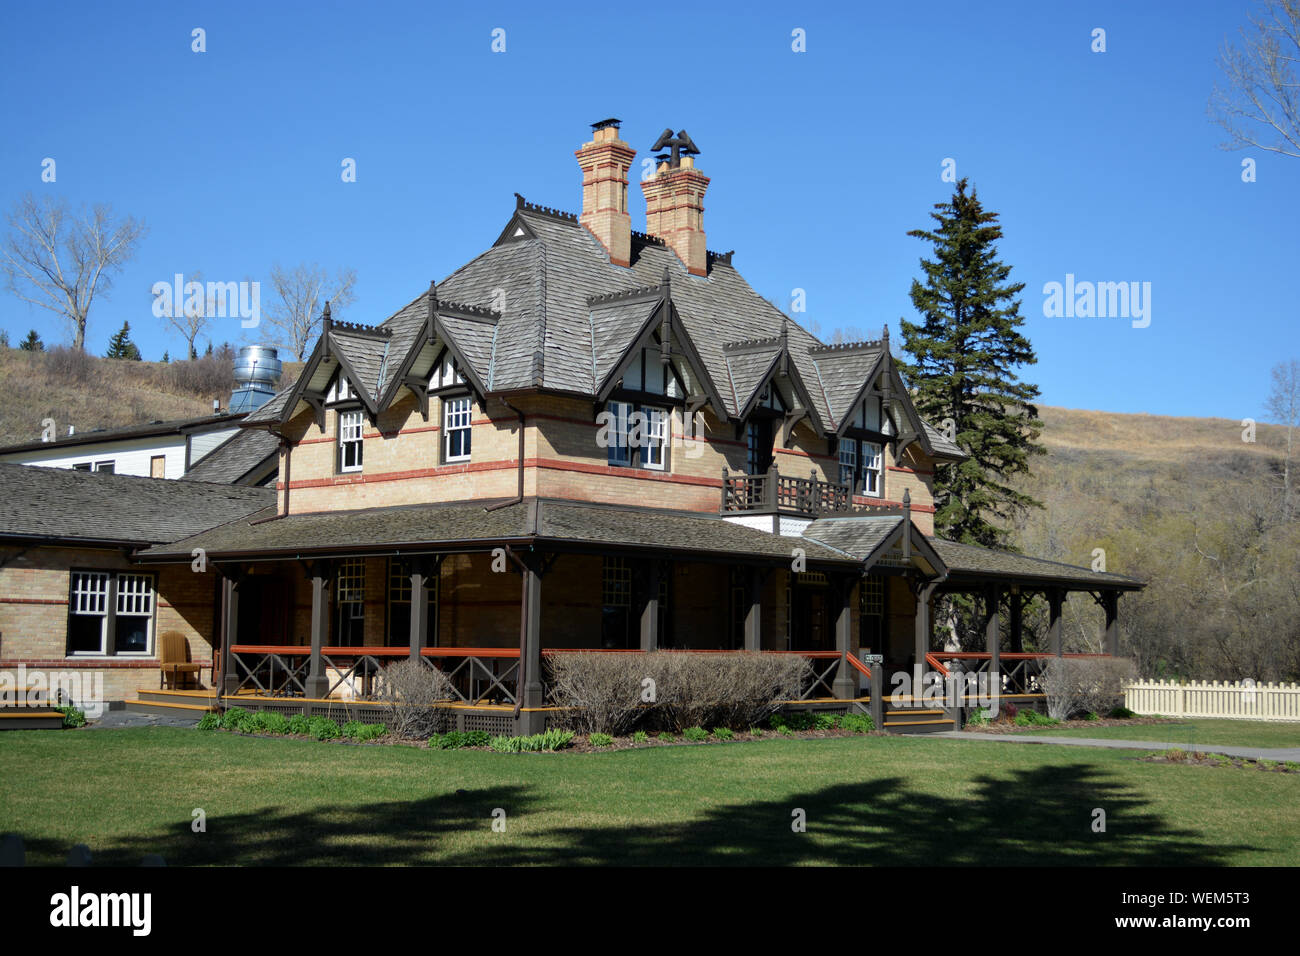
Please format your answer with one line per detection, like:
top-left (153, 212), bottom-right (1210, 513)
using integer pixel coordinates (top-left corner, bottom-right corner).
top-left (229, 646), bottom-right (310, 697)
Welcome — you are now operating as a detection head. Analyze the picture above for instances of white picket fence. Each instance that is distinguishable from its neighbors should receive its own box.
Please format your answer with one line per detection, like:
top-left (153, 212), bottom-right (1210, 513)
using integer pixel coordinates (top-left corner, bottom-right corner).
top-left (1125, 680), bottom-right (1300, 722)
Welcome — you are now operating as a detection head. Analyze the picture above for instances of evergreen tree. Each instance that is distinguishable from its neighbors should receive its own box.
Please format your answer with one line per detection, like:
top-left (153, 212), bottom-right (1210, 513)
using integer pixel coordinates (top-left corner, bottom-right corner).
top-left (18, 329), bottom-right (44, 352)
top-left (105, 321), bottom-right (141, 360)
top-left (0, 329), bottom-right (9, 348)
top-left (900, 178), bottom-right (1044, 549)
top-left (161, 350), bottom-right (170, 363)
top-left (204, 340), bottom-right (213, 357)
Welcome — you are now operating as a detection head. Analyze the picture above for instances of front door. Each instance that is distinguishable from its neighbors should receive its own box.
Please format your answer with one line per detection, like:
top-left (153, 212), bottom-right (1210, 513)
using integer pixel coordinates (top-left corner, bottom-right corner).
top-left (790, 576), bottom-right (830, 651)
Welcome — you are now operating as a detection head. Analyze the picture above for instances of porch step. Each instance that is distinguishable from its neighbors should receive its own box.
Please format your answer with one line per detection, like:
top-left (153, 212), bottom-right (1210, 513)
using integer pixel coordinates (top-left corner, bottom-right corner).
top-left (0, 709), bottom-right (65, 730)
top-left (882, 701), bottom-right (959, 735)
top-left (138, 688), bottom-right (219, 707)
top-left (884, 718), bottom-right (957, 734)
top-left (123, 699), bottom-right (213, 720)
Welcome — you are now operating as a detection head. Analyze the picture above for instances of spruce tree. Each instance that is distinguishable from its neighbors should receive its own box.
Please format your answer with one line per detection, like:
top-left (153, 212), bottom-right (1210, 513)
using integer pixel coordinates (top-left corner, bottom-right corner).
top-left (18, 329), bottom-right (44, 352)
top-left (105, 321), bottom-right (141, 360)
top-left (900, 178), bottom-right (1044, 549)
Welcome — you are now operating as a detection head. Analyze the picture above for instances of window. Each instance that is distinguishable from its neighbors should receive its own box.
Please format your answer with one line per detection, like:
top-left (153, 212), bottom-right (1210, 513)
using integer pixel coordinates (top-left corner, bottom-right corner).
top-left (839, 439), bottom-right (883, 498)
top-left (601, 556), bottom-right (633, 648)
top-left (602, 401), bottom-right (668, 470)
top-left (338, 410), bottom-right (364, 472)
top-left (746, 420), bottom-right (772, 474)
top-left (444, 396), bottom-right (472, 462)
top-left (150, 456), bottom-right (165, 478)
top-left (335, 559), bottom-right (365, 645)
top-left (72, 463), bottom-right (92, 472)
top-left (67, 571), bottom-right (155, 656)
top-left (859, 576), bottom-right (885, 655)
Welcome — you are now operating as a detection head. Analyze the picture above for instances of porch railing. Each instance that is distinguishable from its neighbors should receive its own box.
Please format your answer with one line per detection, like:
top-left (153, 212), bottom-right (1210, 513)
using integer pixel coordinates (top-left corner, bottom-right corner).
top-left (928, 652), bottom-right (1110, 697)
top-left (225, 646), bottom-right (855, 704)
top-left (721, 466), bottom-right (866, 517)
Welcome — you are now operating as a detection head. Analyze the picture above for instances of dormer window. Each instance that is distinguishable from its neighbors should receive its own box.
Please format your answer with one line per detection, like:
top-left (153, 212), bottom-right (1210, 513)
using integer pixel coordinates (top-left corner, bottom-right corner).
top-left (444, 396), bottom-right (472, 462)
top-left (839, 439), bottom-right (883, 497)
top-left (601, 400), bottom-right (668, 471)
top-left (338, 410), bottom-right (364, 472)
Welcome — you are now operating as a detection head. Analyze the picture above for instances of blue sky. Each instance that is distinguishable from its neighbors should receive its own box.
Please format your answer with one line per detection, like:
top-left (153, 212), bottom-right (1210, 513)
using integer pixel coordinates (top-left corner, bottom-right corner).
top-left (0, 0), bottom-right (1295, 419)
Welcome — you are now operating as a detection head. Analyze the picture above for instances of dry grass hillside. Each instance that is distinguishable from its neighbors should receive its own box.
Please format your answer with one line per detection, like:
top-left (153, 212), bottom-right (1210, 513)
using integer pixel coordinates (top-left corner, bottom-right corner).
top-left (0, 348), bottom-right (301, 446)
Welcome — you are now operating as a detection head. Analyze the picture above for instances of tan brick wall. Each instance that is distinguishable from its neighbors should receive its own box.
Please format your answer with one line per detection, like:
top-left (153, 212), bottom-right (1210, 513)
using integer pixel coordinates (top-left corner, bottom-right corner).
top-left (0, 545), bottom-right (219, 702)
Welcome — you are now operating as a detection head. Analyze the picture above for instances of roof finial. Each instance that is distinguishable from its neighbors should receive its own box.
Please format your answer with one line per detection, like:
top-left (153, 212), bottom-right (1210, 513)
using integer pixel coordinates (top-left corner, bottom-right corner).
top-left (881, 324), bottom-right (890, 354)
top-left (514, 192), bottom-right (526, 209)
top-left (322, 300), bottom-right (332, 333)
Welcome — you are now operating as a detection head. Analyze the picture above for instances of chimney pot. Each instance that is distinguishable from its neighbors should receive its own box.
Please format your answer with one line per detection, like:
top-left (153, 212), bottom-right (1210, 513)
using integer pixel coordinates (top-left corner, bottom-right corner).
top-left (576, 121), bottom-right (636, 268)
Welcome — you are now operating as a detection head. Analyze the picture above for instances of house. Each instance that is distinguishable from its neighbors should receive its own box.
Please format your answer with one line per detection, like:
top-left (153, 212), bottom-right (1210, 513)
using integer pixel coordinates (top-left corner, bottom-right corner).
top-left (0, 120), bottom-right (1141, 733)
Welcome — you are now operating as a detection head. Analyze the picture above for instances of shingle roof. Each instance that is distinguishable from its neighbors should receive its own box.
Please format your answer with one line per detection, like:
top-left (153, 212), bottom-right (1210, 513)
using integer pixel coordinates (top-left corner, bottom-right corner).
top-left (0, 463), bottom-right (275, 546)
top-left (932, 539), bottom-right (1143, 589)
top-left (802, 516), bottom-right (903, 557)
top-left (0, 413), bottom-right (247, 455)
top-left (181, 428), bottom-right (281, 485)
top-left (138, 497), bottom-right (856, 566)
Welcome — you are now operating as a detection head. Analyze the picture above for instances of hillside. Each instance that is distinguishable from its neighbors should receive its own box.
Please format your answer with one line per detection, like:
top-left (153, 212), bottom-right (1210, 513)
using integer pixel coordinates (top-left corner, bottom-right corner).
top-left (0, 348), bottom-right (301, 446)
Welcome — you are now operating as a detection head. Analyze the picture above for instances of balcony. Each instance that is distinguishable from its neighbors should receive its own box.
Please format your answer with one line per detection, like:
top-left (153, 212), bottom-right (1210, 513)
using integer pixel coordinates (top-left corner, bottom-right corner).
top-left (721, 465), bottom-right (889, 518)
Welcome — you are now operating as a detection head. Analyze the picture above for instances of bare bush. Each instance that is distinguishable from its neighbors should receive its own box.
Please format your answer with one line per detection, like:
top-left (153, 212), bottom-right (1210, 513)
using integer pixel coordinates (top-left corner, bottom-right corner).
top-left (164, 346), bottom-right (235, 399)
top-left (546, 651), bottom-right (811, 734)
top-left (546, 652), bottom-right (648, 735)
top-left (376, 658), bottom-right (456, 739)
top-left (44, 345), bottom-right (95, 385)
top-left (1040, 657), bottom-right (1137, 720)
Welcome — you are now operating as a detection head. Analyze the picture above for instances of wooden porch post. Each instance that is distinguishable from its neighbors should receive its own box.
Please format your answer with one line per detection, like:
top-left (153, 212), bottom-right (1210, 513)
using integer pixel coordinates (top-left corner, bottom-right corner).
top-left (984, 584), bottom-right (1001, 682)
top-left (1102, 590), bottom-right (1120, 656)
top-left (1009, 587), bottom-right (1023, 653)
top-left (221, 572), bottom-right (241, 696)
top-left (519, 554), bottom-right (546, 733)
top-left (744, 567), bottom-right (763, 652)
top-left (639, 559), bottom-right (661, 652)
top-left (408, 560), bottom-right (432, 661)
top-left (304, 563), bottom-right (331, 699)
top-left (833, 574), bottom-right (856, 700)
top-left (913, 582), bottom-right (934, 671)
top-left (1048, 588), bottom-right (1064, 657)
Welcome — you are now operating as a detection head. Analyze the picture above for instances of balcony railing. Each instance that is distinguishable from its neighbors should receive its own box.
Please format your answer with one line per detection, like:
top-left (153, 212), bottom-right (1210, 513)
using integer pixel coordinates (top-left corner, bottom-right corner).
top-left (722, 466), bottom-right (877, 517)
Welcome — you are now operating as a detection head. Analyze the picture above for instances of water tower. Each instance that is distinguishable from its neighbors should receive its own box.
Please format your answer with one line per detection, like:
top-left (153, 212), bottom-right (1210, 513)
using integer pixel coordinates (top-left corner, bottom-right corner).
top-left (229, 346), bottom-right (282, 413)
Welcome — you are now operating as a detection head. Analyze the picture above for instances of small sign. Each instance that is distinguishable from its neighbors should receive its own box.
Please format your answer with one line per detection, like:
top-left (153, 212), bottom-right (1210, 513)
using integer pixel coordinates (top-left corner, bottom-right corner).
top-left (861, 653), bottom-right (883, 665)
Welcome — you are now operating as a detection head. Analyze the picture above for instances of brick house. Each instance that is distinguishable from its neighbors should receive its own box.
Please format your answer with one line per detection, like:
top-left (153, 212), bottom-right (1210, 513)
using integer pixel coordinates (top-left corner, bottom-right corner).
top-left (0, 120), bottom-right (1140, 733)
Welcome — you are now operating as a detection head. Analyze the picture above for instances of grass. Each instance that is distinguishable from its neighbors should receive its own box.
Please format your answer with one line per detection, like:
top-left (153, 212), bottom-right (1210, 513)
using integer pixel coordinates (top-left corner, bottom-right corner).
top-left (1, 727), bottom-right (1296, 866)
top-left (1012, 719), bottom-right (1300, 750)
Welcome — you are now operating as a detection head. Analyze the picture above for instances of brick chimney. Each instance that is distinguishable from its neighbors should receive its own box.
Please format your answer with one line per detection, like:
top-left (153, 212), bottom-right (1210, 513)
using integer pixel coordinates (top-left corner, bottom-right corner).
top-left (641, 128), bottom-right (709, 277)
top-left (576, 118), bottom-right (636, 268)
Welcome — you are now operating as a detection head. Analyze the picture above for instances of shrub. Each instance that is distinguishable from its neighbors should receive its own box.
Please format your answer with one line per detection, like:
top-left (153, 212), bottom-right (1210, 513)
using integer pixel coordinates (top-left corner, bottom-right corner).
top-left (44, 346), bottom-right (96, 385)
top-left (1000, 702), bottom-right (1018, 721)
top-left (287, 714), bottom-right (311, 735)
top-left (307, 716), bottom-right (341, 741)
top-left (682, 726), bottom-right (709, 742)
top-left (548, 651), bottom-right (812, 735)
top-left (711, 727), bottom-right (734, 740)
top-left (749, 726), bottom-right (763, 737)
top-left (964, 708), bottom-right (990, 727)
top-left (1012, 710), bottom-right (1059, 727)
top-left (839, 713), bottom-right (874, 734)
top-left (56, 706), bottom-right (86, 728)
top-left (376, 658), bottom-right (455, 740)
top-left (253, 711), bottom-right (291, 735)
top-left (631, 730), bottom-right (649, 744)
top-left (342, 720), bottom-right (386, 742)
top-left (1108, 706), bottom-right (1136, 719)
top-left (589, 732), bottom-right (614, 748)
top-left (656, 731), bottom-right (676, 743)
top-left (163, 347), bottom-right (236, 397)
top-left (1040, 657), bottom-right (1136, 721)
top-left (196, 712), bottom-right (220, 730)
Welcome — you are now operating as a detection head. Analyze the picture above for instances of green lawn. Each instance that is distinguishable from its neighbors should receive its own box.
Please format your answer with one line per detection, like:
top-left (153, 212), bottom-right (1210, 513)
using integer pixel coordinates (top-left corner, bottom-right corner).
top-left (2, 727), bottom-right (1296, 866)
top-left (1011, 719), bottom-right (1300, 750)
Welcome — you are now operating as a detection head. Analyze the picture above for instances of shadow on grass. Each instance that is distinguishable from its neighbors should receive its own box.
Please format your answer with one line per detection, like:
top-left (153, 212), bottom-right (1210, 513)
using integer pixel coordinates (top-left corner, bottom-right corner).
top-left (22, 760), bottom-right (1253, 866)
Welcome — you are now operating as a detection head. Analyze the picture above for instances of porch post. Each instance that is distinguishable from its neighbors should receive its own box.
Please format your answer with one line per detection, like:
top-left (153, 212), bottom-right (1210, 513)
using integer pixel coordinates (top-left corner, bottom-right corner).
top-left (409, 563), bottom-right (429, 661)
top-left (743, 566), bottom-right (763, 652)
top-left (221, 573), bottom-right (241, 696)
top-left (304, 563), bottom-right (331, 699)
top-left (984, 584), bottom-right (1001, 683)
top-left (833, 574), bottom-right (856, 699)
top-left (913, 582), bottom-right (934, 672)
top-left (1009, 587), bottom-right (1023, 653)
top-left (519, 553), bottom-right (545, 734)
top-left (1048, 588), bottom-right (1064, 657)
top-left (639, 559), bottom-right (661, 652)
top-left (1102, 590), bottom-right (1120, 656)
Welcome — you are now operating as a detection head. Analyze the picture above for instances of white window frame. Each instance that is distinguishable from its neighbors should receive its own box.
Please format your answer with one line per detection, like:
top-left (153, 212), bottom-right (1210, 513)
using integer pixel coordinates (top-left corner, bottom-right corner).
top-left (68, 571), bottom-right (155, 657)
top-left (838, 440), bottom-right (857, 490)
top-left (861, 441), bottom-right (883, 497)
top-left (641, 406), bottom-right (668, 471)
top-left (338, 410), bottom-right (364, 473)
top-left (605, 401), bottom-right (632, 467)
top-left (443, 396), bottom-right (472, 462)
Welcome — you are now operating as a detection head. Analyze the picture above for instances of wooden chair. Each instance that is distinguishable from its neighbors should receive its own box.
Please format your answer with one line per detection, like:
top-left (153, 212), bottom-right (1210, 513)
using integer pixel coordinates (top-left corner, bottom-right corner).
top-left (159, 631), bottom-right (203, 689)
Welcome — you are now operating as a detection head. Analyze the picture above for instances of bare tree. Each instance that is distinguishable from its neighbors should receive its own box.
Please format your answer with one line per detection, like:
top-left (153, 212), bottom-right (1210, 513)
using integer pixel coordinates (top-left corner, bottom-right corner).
top-left (2, 193), bottom-right (147, 350)
top-left (1266, 358), bottom-right (1299, 519)
top-left (1209, 0), bottom-right (1300, 157)
top-left (265, 262), bottom-right (356, 360)
top-left (163, 269), bottom-right (211, 360)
